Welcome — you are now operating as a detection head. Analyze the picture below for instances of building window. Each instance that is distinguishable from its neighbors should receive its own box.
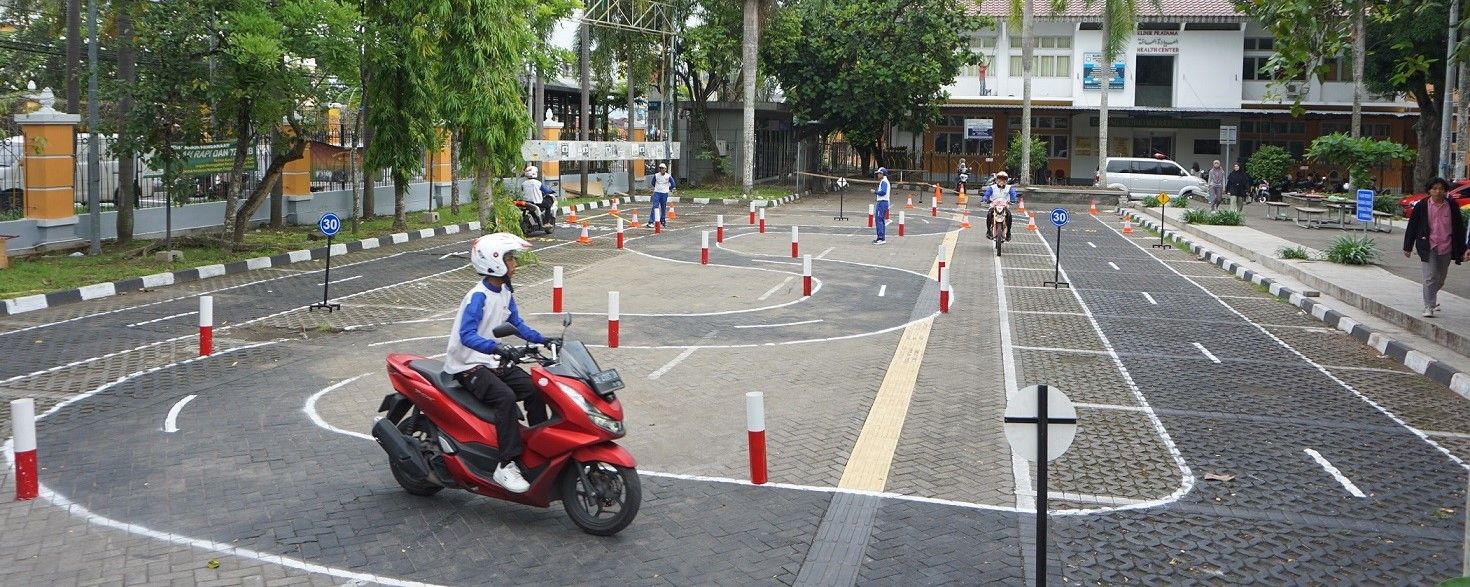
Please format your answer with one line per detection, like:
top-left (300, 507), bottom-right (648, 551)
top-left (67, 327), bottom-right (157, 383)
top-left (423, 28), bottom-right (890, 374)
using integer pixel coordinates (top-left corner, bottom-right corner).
top-left (1193, 139), bottom-right (1221, 155)
top-left (1244, 37), bottom-right (1274, 51)
top-left (1008, 35), bottom-right (1071, 49)
top-left (1009, 56), bottom-right (1071, 77)
top-left (1242, 57), bottom-right (1270, 81)
top-left (1007, 115), bottom-right (1070, 129)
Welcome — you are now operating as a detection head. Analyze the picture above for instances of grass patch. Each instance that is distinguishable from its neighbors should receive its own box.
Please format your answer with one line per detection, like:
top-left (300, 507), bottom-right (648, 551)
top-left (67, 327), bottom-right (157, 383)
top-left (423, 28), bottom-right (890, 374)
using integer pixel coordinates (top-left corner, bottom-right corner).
top-left (1, 205), bottom-right (486, 298)
top-left (1325, 235), bottom-right (1378, 265)
top-left (1209, 210), bottom-right (1244, 226)
top-left (1278, 245), bottom-right (1310, 260)
top-left (1181, 209), bottom-right (1211, 224)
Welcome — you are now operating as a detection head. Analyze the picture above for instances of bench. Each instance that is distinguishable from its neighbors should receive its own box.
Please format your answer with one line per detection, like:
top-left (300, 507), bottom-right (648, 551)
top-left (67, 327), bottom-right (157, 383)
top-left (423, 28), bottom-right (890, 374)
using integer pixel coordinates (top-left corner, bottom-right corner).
top-left (1371, 210), bottom-right (1394, 233)
top-left (1295, 206), bottom-right (1329, 229)
top-left (1264, 201), bottom-right (1292, 221)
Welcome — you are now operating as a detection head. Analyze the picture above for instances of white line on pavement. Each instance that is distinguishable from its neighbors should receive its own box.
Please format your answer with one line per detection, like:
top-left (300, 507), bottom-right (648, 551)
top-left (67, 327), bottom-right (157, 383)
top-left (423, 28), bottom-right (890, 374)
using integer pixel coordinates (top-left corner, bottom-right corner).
top-left (1192, 342), bottom-right (1222, 363)
top-left (1108, 262), bottom-right (1120, 270)
top-left (366, 335), bottom-right (443, 348)
top-left (1141, 292), bottom-right (1157, 305)
top-left (305, 374), bottom-right (375, 442)
top-left (649, 348), bottom-right (700, 380)
top-left (162, 394), bottom-right (197, 433)
top-left (878, 285), bottom-right (887, 297)
top-left (816, 246), bottom-right (835, 259)
top-left (995, 254), bottom-right (1035, 512)
top-left (1087, 241), bottom-right (1097, 248)
top-left (758, 276), bottom-right (795, 301)
top-left (1303, 448), bottom-right (1367, 498)
top-left (1074, 402), bottom-right (1150, 413)
top-left (126, 311), bottom-right (198, 328)
top-left (733, 319), bottom-right (823, 329)
top-left (1012, 345), bottom-right (1110, 355)
top-left (329, 275), bottom-right (364, 285)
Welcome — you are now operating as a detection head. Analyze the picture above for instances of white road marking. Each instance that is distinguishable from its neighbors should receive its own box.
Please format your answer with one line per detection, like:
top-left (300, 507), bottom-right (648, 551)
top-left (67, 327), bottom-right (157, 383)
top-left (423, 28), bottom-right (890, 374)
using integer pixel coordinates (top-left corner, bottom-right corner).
top-left (1016, 489), bottom-right (1151, 507)
top-left (1010, 310), bottom-right (1088, 317)
top-left (995, 254), bottom-right (1035, 511)
top-left (733, 319), bottom-right (823, 329)
top-left (1192, 342), bottom-right (1222, 363)
top-left (1074, 402), bottom-right (1150, 413)
top-left (649, 347), bottom-right (700, 380)
top-left (366, 335), bottom-right (443, 348)
top-left (878, 285), bottom-right (887, 297)
top-left (1012, 345), bottom-right (1110, 355)
top-left (1303, 448), bottom-right (1368, 498)
top-left (329, 275), bottom-right (363, 285)
top-left (126, 311), bottom-right (198, 328)
top-left (1108, 262), bottom-right (1120, 270)
top-left (752, 258), bottom-right (801, 266)
top-left (305, 374), bottom-right (375, 442)
top-left (1141, 292), bottom-right (1157, 305)
top-left (816, 246), bottom-right (835, 259)
top-left (162, 395), bottom-right (198, 433)
top-left (1421, 430), bottom-right (1470, 440)
top-left (758, 276), bottom-right (795, 301)
top-left (1087, 241), bottom-right (1097, 248)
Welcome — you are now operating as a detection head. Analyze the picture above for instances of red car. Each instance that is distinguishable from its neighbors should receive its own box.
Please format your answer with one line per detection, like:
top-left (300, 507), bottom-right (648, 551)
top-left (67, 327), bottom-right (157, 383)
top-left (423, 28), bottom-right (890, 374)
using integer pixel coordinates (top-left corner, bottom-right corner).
top-left (1400, 180), bottom-right (1470, 218)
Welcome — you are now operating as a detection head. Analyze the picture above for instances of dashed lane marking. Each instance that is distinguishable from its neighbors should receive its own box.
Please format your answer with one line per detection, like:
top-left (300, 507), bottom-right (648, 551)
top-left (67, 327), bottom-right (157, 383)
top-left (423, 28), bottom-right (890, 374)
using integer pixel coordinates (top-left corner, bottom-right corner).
top-left (1142, 292), bottom-right (1157, 305)
top-left (1304, 448), bottom-right (1368, 498)
top-left (733, 319), bottom-right (823, 329)
top-left (126, 311), bottom-right (198, 328)
top-left (758, 276), bottom-right (795, 301)
top-left (1192, 342), bottom-right (1222, 364)
top-left (877, 285), bottom-right (887, 297)
top-left (162, 394), bottom-right (197, 433)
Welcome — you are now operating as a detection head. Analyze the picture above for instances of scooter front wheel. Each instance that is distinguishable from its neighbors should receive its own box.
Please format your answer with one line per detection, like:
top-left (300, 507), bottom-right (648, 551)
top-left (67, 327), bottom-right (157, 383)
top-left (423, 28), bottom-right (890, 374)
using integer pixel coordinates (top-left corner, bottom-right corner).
top-left (560, 461), bottom-right (641, 536)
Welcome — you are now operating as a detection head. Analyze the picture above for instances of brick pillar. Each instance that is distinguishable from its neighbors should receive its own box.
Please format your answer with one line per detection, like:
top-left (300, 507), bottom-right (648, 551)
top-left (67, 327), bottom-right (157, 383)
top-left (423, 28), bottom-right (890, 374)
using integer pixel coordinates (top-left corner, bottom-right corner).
top-left (632, 122), bottom-right (647, 178)
top-left (427, 128), bottom-right (451, 187)
top-left (281, 139), bottom-right (311, 199)
top-left (16, 88), bottom-right (80, 222)
top-left (541, 119), bottom-right (564, 180)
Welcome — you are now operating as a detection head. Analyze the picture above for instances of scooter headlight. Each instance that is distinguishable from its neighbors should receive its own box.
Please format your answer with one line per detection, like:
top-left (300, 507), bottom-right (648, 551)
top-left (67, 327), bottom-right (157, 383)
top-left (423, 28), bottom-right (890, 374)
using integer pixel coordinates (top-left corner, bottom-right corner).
top-left (557, 382), bottom-right (624, 435)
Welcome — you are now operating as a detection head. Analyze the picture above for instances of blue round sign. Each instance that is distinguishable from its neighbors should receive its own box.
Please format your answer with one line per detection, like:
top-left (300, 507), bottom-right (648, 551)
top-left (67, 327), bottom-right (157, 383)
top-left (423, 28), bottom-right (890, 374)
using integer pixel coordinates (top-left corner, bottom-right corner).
top-left (1050, 208), bottom-right (1069, 227)
top-left (318, 212), bottom-right (342, 237)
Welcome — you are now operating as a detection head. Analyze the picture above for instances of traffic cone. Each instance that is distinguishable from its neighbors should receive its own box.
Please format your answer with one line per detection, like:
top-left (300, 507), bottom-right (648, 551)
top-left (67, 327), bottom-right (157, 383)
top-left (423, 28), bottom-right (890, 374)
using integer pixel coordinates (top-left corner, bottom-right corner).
top-left (577, 222), bottom-right (591, 244)
top-left (905, 194), bottom-right (915, 209)
top-left (1025, 212), bottom-right (1038, 231)
top-left (610, 200), bottom-right (621, 217)
top-left (1018, 196), bottom-right (1026, 213)
top-left (1089, 200), bottom-right (1098, 216)
top-left (668, 203), bottom-right (678, 220)
top-left (933, 184), bottom-right (943, 206)
top-left (961, 209), bottom-right (971, 229)
top-left (1122, 217), bottom-right (1134, 234)
top-left (957, 186), bottom-right (968, 206)
top-left (568, 207), bottom-right (579, 223)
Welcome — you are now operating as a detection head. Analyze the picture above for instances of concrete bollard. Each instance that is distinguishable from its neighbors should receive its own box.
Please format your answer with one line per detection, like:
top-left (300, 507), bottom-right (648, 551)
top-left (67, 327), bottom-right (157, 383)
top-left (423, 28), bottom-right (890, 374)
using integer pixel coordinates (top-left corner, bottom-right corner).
top-left (940, 271), bottom-right (950, 313)
top-left (11, 398), bottom-right (37, 500)
top-left (199, 296), bottom-right (214, 356)
top-left (937, 244), bottom-right (947, 285)
top-left (898, 211), bottom-right (906, 237)
top-left (701, 231), bottom-right (710, 265)
top-left (552, 266), bottom-right (564, 313)
top-left (654, 208), bottom-right (662, 234)
top-left (868, 204), bottom-right (875, 228)
top-left (749, 201), bottom-right (757, 224)
top-left (758, 208), bottom-right (766, 234)
top-left (803, 254), bottom-right (813, 297)
top-left (616, 218), bottom-right (625, 249)
top-left (746, 392), bottom-right (767, 485)
top-left (717, 214), bottom-right (725, 243)
top-left (791, 225), bottom-right (799, 258)
top-left (607, 291), bottom-right (620, 348)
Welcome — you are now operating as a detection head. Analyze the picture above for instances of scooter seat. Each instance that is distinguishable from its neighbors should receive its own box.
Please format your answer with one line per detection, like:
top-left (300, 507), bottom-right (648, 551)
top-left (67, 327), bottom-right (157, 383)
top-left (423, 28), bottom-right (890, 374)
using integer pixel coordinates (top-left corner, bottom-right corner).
top-left (407, 359), bottom-right (501, 424)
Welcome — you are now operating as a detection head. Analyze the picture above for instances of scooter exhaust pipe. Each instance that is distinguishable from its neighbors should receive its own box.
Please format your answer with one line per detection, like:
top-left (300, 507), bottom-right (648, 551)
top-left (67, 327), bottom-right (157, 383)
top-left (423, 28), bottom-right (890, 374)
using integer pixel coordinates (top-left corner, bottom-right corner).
top-left (372, 418), bottom-right (432, 482)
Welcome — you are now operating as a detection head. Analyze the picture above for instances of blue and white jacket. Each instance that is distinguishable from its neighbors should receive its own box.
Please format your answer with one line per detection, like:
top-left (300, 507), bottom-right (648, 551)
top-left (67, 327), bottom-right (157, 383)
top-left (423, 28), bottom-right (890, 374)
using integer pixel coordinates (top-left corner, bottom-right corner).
top-left (650, 172), bottom-right (676, 195)
top-left (875, 177), bottom-right (890, 202)
top-left (443, 279), bottom-right (547, 375)
top-left (984, 184), bottom-right (1018, 204)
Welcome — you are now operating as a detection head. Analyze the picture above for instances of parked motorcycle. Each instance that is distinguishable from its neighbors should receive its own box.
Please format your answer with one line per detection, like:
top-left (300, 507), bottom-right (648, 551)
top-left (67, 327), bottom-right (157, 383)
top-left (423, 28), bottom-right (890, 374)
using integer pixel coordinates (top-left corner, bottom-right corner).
top-left (372, 315), bottom-right (640, 536)
top-left (515, 197), bottom-right (557, 237)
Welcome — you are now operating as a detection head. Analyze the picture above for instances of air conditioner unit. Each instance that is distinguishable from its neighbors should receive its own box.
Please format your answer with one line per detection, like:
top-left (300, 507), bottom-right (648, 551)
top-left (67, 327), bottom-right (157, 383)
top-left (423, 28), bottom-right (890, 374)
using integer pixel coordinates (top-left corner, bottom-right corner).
top-left (1284, 83), bottom-right (1308, 99)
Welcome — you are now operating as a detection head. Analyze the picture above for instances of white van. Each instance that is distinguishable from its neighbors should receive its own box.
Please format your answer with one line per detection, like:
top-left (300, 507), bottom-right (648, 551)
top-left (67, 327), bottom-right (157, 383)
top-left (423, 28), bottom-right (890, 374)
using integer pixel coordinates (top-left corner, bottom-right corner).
top-left (1096, 157), bottom-right (1207, 201)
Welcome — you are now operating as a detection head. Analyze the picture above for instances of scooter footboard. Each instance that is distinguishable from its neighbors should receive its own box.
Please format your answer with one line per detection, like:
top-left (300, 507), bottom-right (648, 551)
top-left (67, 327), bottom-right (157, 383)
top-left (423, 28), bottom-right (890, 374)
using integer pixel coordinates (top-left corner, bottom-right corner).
top-left (570, 442), bottom-right (637, 469)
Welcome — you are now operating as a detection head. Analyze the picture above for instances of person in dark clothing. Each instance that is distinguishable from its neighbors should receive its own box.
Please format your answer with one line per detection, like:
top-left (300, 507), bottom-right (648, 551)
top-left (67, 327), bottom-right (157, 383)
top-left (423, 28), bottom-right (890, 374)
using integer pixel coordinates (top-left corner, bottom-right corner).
top-left (1402, 177), bottom-right (1467, 318)
top-left (1226, 163), bottom-right (1251, 207)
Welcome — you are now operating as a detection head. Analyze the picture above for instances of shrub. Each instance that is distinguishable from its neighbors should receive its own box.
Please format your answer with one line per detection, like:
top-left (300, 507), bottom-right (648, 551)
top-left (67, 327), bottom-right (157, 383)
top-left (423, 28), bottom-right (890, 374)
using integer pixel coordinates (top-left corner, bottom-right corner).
top-left (1278, 246), bottom-right (1310, 260)
top-left (1373, 194), bottom-right (1400, 215)
top-left (1209, 210), bottom-right (1244, 226)
top-left (1182, 209), bottom-right (1211, 224)
top-left (1246, 145), bottom-right (1293, 189)
top-left (1325, 235), bottom-right (1378, 265)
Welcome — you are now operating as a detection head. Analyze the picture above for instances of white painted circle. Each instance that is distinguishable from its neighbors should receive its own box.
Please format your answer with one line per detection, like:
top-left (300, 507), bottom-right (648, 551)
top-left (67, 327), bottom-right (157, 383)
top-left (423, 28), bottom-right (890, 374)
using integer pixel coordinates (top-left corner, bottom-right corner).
top-left (1003, 384), bottom-right (1078, 462)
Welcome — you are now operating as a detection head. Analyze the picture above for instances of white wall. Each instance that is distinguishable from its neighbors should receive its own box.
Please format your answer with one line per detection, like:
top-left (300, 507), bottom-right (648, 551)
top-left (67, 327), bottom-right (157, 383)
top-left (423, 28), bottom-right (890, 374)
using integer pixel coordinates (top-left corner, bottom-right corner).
top-left (1175, 30), bottom-right (1244, 109)
top-left (1070, 28), bottom-right (1134, 108)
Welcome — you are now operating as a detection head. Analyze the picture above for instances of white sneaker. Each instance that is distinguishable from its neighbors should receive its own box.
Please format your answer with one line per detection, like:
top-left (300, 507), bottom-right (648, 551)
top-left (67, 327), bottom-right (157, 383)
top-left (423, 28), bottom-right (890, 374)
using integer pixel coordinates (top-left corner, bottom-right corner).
top-left (492, 462), bottom-right (530, 493)
top-left (1424, 308), bottom-right (1437, 318)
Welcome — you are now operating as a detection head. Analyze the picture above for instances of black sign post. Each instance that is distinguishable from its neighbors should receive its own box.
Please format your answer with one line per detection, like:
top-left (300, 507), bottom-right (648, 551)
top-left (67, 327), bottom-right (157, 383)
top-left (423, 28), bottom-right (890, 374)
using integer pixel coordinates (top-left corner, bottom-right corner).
top-left (310, 212), bottom-right (342, 312)
top-left (1043, 208), bottom-right (1070, 289)
top-left (1003, 384), bottom-right (1079, 587)
top-left (1153, 193), bottom-right (1171, 249)
top-left (834, 177), bottom-right (849, 221)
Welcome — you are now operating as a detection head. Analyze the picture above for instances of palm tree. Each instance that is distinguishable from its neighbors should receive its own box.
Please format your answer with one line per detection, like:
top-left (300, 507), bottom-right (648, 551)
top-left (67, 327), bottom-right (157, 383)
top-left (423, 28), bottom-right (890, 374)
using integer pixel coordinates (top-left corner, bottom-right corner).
top-left (1092, 0), bottom-right (1161, 189)
top-left (1017, 0), bottom-right (1035, 185)
top-left (742, 0), bottom-right (758, 195)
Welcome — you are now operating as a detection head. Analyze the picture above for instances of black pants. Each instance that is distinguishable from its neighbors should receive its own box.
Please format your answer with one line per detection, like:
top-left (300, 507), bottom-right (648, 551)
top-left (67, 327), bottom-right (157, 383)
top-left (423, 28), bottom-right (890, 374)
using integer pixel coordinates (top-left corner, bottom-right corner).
top-left (536, 199), bottom-right (555, 224)
top-left (454, 366), bottom-right (547, 463)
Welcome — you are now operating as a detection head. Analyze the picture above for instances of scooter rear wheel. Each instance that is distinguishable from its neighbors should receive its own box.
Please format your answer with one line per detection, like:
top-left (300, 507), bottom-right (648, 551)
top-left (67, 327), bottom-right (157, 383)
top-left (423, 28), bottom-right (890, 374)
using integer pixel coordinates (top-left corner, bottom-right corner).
top-left (560, 462), bottom-right (640, 536)
top-left (391, 414), bottom-right (443, 497)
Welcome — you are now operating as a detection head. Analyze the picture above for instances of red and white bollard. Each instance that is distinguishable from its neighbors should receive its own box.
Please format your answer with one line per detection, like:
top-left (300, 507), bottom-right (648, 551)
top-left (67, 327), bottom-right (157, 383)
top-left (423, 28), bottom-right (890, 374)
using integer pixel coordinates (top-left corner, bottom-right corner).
top-left (552, 266), bottom-right (564, 313)
top-left (867, 204), bottom-right (875, 228)
top-left (607, 291), bottom-right (620, 348)
top-left (199, 295), bottom-right (214, 356)
top-left (898, 211), bottom-right (906, 237)
top-left (937, 244), bottom-right (947, 284)
top-left (758, 208), bottom-right (766, 233)
top-left (939, 271), bottom-right (951, 314)
top-left (931, 199), bottom-right (938, 217)
top-left (654, 208), bottom-right (663, 234)
top-left (749, 201), bottom-right (757, 224)
top-left (12, 398), bottom-right (37, 500)
top-left (616, 218), bottom-right (625, 249)
top-left (701, 231), bottom-right (710, 265)
top-left (791, 225), bottom-right (800, 258)
top-left (716, 214), bottom-right (725, 243)
top-left (802, 254), bottom-right (813, 296)
top-left (746, 391), bottom-right (767, 485)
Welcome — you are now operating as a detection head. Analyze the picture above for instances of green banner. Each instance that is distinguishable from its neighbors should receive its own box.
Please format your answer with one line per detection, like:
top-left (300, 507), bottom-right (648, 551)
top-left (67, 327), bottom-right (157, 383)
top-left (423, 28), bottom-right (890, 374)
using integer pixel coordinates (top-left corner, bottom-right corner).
top-left (178, 143), bottom-right (257, 176)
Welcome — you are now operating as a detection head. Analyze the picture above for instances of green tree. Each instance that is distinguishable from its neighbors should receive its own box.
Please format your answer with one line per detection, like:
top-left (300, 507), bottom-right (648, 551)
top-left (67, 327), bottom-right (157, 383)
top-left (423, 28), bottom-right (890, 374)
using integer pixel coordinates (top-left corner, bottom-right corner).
top-left (1245, 144), bottom-right (1294, 186)
top-left (1307, 132), bottom-right (1415, 189)
top-left (763, 0), bottom-right (982, 173)
top-left (1087, 0), bottom-right (1162, 187)
top-left (1004, 133), bottom-right (1047, 179)
top-left (677, 0), bottom-right (772, 182)
top-left (364, 0), bottom-right (438, 231)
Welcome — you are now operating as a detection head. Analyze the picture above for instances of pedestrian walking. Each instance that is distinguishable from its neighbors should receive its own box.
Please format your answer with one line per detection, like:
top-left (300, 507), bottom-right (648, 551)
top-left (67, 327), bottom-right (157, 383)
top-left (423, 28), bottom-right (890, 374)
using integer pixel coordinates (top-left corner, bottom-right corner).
top-left (1403, 177), bottom-right (1466, 318)
top-left (646, 162), bottom-right (674, 228)
top-left (872, 167), bottom-right (890, 244)
top-left (1207, 160), bottom-right (1225, 211)
top-left (1226, 163), bottom-right (1251, 211)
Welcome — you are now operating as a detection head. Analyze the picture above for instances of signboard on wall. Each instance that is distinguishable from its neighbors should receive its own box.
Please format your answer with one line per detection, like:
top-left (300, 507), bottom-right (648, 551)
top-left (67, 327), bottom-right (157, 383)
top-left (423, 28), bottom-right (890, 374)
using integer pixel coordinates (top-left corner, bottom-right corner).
top-left (964, 119), bottom-right (994, 140)
top-left (178, 143), bottom-right (257, 176)
top-left (520, 140), bottom-right (681, 162)
top-left (1135, 30), bottom-right (1180, 55)
top-left (1082, 52), bottom-right (1125, 90)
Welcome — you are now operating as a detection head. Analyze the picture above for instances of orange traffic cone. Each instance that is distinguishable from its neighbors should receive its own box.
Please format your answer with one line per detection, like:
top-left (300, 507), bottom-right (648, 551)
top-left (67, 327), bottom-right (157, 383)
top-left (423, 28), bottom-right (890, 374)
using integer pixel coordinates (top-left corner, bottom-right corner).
top-left (1025, 212), bottom-right (1038, 232)
top-left (933, 184), bottom-right (943, 206)
top-left (1089, 200), bottom-right (1098, 216)
top-left (957, 186), bottom-right (968, 206)
top-left (629, 207), bottom-right (638, 224)
top-left (1122, 217), bottom-right (1134, 234)
top-left (610, 200), bottom-right (621, 217)
top-left (568, 208), bottom-right (579, 223)
top-left (961, 209), bottom-right (971, 229)
top-left (1018, 196), bottom-right (1026, 213)
top-left (905, 194), bottom-right (915, 209)
top-left (577, 222), bottom-right (591, 244)
top-left (668, 203), bottom-right (678, 220)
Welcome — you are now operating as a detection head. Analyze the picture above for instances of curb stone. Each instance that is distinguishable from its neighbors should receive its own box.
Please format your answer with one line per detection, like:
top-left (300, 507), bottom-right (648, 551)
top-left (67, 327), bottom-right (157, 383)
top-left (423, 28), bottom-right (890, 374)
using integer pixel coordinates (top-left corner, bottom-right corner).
top-left (0, 221), bottom-right (483, 317)
top-left (1120, 208), bottom-right (1470, 400)
top-left (1, 194), bottom-right (807, 318)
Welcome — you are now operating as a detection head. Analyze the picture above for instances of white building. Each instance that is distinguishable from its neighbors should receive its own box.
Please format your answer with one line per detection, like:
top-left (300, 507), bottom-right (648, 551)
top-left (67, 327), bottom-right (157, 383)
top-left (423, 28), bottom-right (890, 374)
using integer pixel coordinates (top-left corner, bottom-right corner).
top-left (901, 0), bottom-right (1420, 190)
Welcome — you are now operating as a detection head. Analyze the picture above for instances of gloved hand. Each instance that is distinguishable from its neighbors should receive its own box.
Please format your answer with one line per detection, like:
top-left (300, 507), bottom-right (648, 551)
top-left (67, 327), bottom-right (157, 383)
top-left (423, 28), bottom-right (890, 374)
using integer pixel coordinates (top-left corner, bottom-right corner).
top-left (494, 345), bottom-right (525, 363)
top-left (542, 337), bottom-right (563, 348)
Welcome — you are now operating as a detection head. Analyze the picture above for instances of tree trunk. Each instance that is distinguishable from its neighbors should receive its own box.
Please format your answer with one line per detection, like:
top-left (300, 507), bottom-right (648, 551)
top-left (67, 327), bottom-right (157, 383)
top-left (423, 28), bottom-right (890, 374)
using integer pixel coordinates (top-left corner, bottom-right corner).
top-left (580, 22), bottom-right (590, 199)
top-left (1458, 61), bottom-right (1470, 180)
top-left (449, 130), bottom-right (461, 215)
top-left (231, 138), bottom-right (306, 245)
top-left (393, 175), bottom-right (407, 230)
top-left (66, 0), bottom-right (80, 113)
top-left (270, 128), bottom-right (284, 228)
top-left (360, 37), bottom-right (376, 219)
top-left (1020, 3), bottom-right (1034, 186)
top-left (741, 0), bottom-right (758, 195)
top-left (474, 154), bottom-right (493, 233)
top-left (222, 105), bottom-right (253, 251)
top-left (115, 0), bottom-right (135, 244)
top-left (1413, 87), bottom-right (1441, 189)
top-left (1351, 2), bottom-right (1365, 139)
top-left (350, 106), bottom-right (361, 234)
top-left (1098, 55), bottom-right (1110, 189)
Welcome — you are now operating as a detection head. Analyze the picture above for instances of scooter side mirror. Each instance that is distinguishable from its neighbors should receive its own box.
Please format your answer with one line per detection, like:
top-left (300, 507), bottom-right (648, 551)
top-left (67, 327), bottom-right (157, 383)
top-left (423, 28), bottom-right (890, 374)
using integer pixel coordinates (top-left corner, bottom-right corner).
top-left (491, 323), bottom-right (518, 338)
top-left (562, 312), bottom-right (573, 328)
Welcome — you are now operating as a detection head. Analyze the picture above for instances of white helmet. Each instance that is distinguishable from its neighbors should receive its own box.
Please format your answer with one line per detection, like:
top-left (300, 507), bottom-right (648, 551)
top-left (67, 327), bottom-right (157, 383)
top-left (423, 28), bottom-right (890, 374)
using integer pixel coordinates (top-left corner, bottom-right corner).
top-left (470, 233), bottom-right (532, 277)
top-left (524, 165), bottom-right (538, 179)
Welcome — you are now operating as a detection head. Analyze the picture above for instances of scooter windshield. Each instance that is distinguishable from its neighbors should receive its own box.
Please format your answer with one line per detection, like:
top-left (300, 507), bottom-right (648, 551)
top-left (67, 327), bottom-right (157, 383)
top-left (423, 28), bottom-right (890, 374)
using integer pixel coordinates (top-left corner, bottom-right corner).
top-left (548, 341), bottom-right (603, 381)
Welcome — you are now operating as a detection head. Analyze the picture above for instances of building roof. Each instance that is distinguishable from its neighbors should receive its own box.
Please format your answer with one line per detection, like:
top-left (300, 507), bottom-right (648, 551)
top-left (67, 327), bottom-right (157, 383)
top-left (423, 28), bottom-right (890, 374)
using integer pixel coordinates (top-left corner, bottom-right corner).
top-left (968, 0), bottom-right (1248, 22)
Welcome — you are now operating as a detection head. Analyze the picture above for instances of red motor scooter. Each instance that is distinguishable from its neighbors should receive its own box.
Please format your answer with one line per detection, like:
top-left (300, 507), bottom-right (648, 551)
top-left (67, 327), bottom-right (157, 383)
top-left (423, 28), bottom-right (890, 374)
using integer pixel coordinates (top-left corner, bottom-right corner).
top-left (372, 316), bottom-right (640, 535)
